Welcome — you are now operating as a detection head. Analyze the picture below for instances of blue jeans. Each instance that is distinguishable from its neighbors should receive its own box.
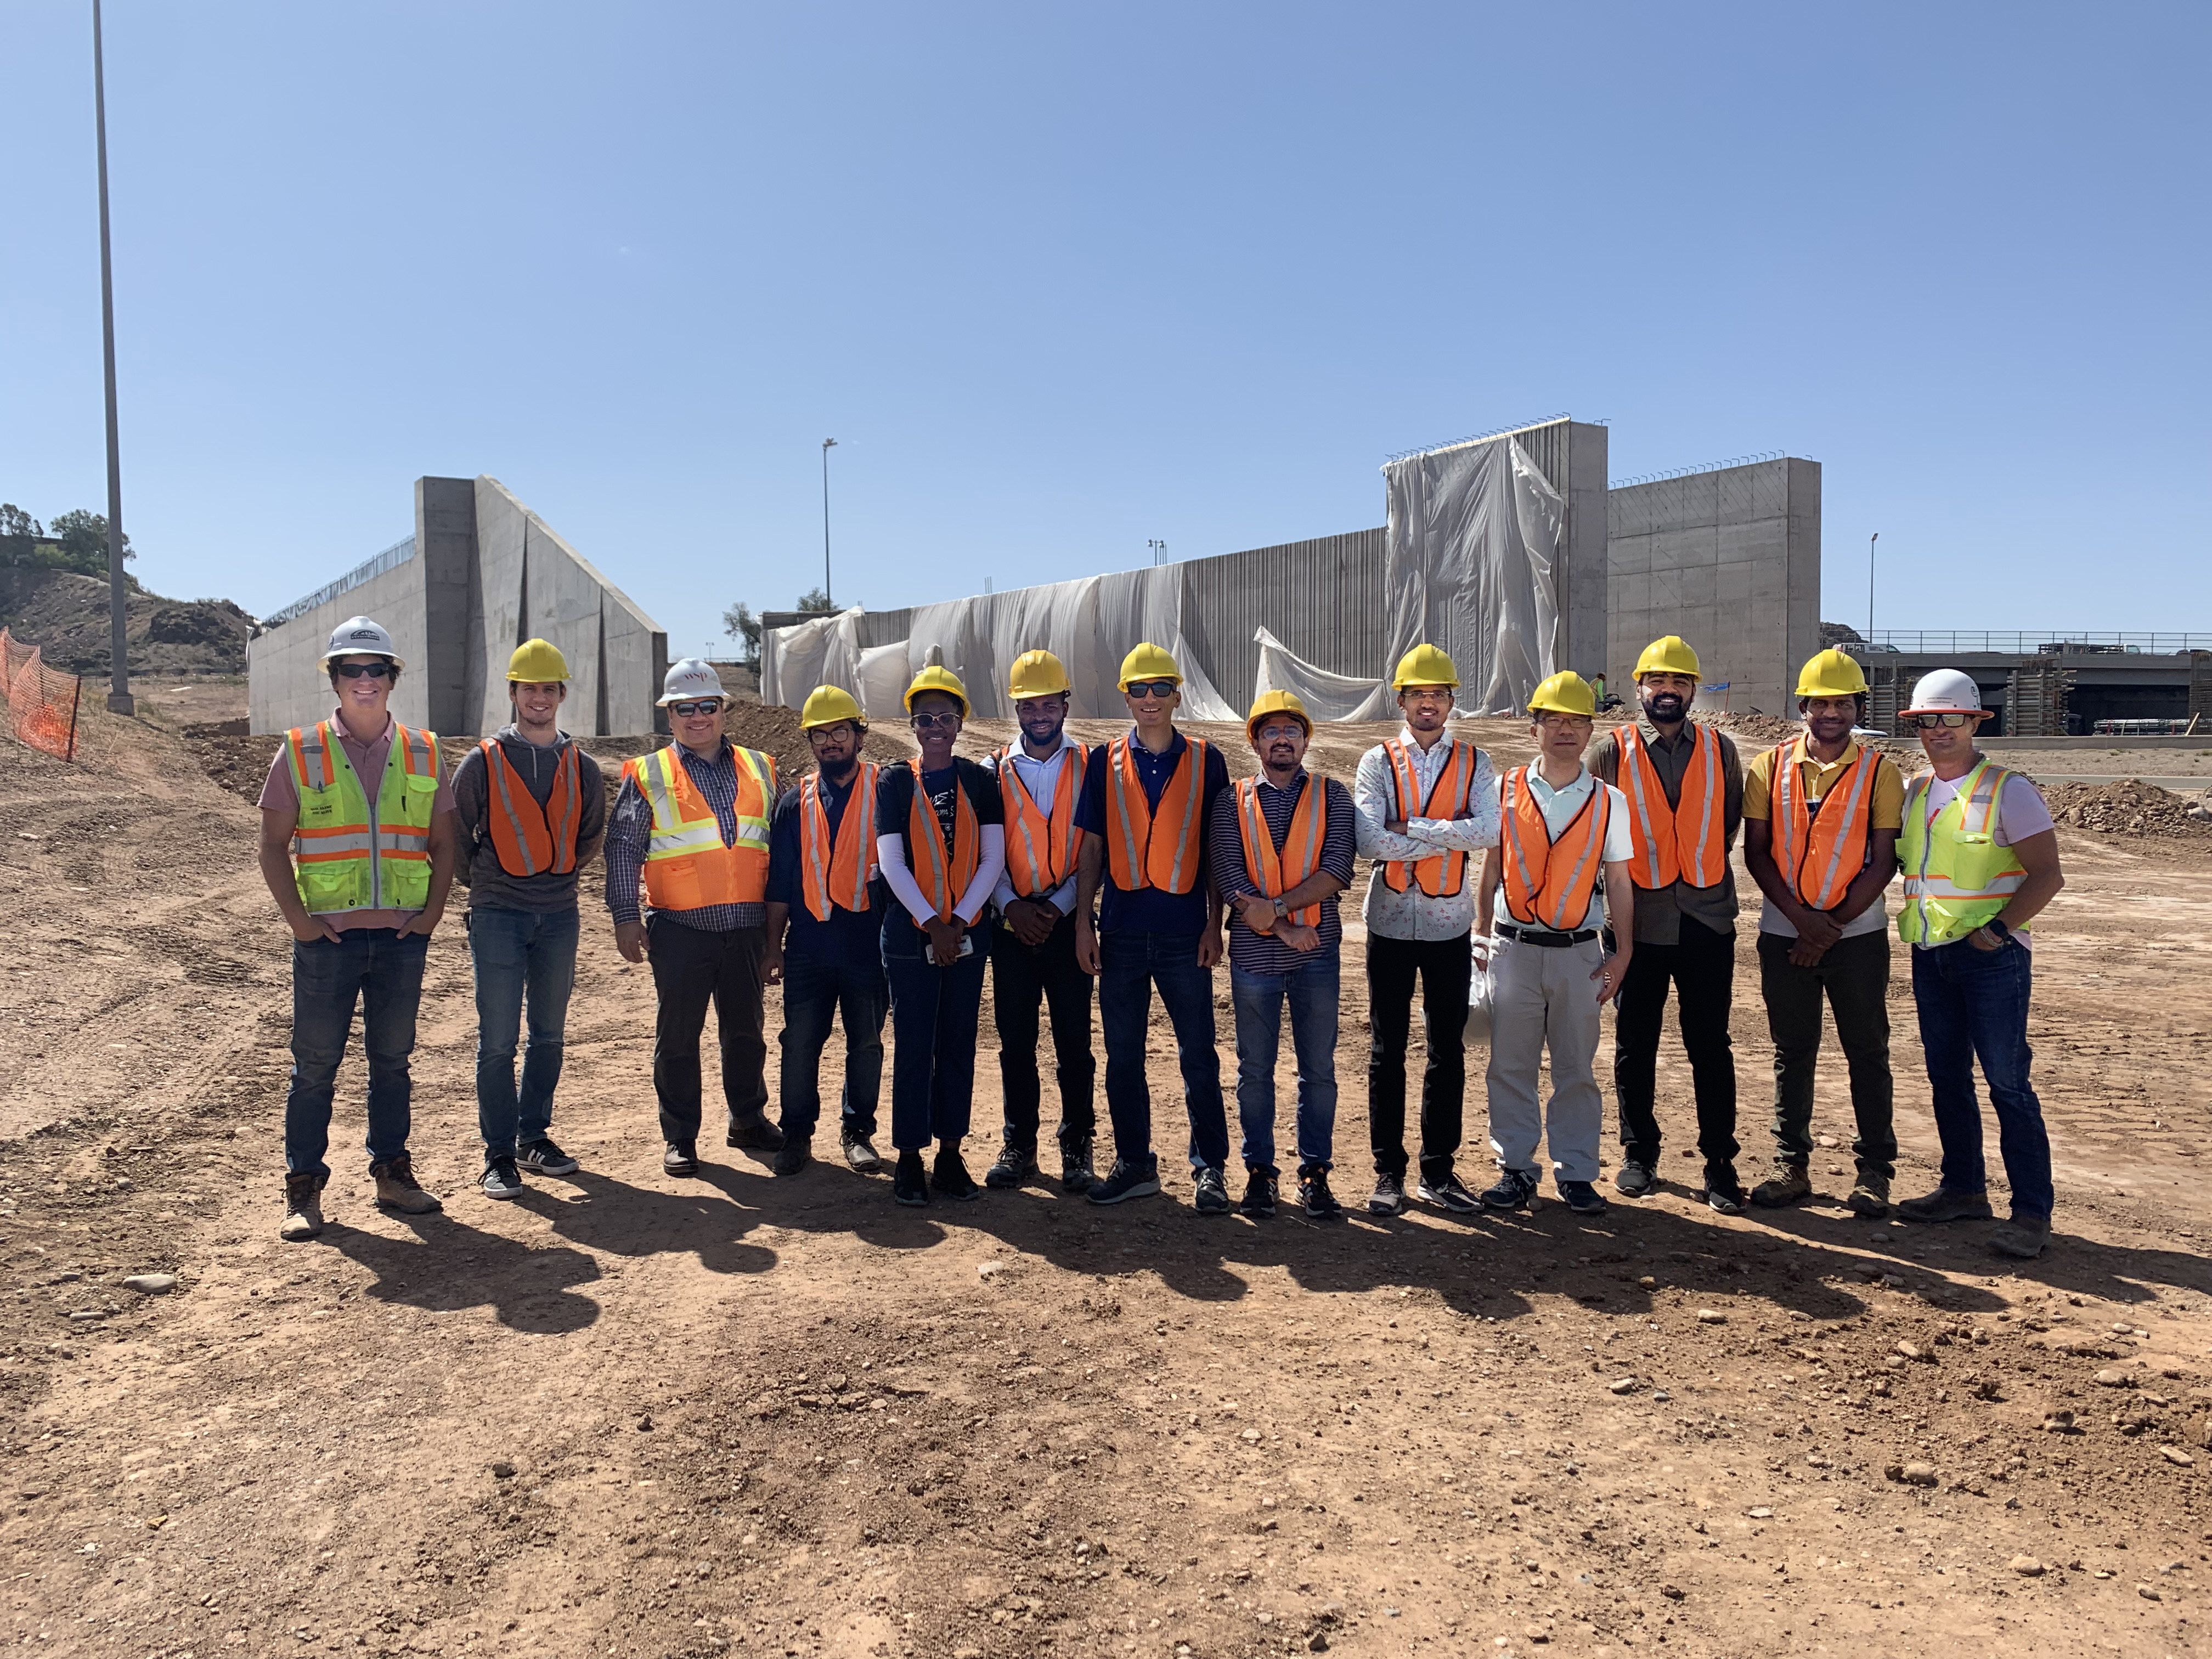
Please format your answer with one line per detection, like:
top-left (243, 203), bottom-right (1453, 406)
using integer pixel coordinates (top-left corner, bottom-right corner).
top-left (284, 928), bottom-right (430, 1180)
top-left (1231, 957), bottom-right (1340, 1176)
top-left (883, 921), bottom-right (989, 1152)
top-left (469, 906), bottom-right (579, 1161)
top-left (778, 947), bottom-right (889, 1141)
top-left (1097, 929), bottom-right (1229, 1173)
top-left (1911, 935), bottom-right (2053, 1219)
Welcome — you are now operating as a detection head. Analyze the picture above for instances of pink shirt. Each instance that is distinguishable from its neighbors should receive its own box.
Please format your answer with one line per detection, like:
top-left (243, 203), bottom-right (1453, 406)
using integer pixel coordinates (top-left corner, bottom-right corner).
top-left (259, 709), bottom-right (456, 932)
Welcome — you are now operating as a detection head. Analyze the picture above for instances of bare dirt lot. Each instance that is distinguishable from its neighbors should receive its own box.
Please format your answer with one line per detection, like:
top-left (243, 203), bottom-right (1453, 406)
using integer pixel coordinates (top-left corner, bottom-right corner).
top-left (4, 699), bottom-right (2210, 1659)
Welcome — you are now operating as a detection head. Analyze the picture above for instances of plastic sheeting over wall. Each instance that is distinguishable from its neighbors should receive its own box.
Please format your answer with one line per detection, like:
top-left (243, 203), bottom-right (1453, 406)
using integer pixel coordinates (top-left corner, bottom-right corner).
top-left (1251, 627), bottom-right (1398, 722)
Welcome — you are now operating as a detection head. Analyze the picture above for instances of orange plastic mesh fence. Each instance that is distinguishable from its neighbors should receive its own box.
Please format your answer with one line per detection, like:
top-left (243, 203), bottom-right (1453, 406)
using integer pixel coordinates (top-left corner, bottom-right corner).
top-left (0, 628), bottom-right (83, 761)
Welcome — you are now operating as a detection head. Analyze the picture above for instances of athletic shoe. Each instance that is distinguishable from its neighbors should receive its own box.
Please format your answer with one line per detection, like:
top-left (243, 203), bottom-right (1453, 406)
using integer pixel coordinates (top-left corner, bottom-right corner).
top-left (931, 1147), bottom-right (980, 1201)
top-left (841, 1130), bottom-right (884, 1172)
top-left (1705, 1181), bottom-right (1747, 1216)
top-left (985, 1144), bottom-right (1036, 1189)
top-left (480, 1157), bottom-right (524, 1201)
top-left (1416, 1172), bottom-right (1480, 1214)
top-left (279, 1173), bottom-right (325, 1243)
top-left (771, 1137), bottom-right (812, 1178)
top-left (517, 1137), bottom-right (580, 1176)
top-left (1559, 1180), bottom-right (1609, 1216)
top-left (1750, 1161), bottom-right (1813, 1208)
top-left (726, 1114), bottom-right (785, 1153)
top-left (893, 1151), bottom-right (929, 1206)
top-left (1300, 1172), bottom-right (1343, 1218)
top-left (663, 1141), bottom-right (700, 1177)
top-left (370, 1154), bottom-right (442, 1215)
top-left (1240, 1171), bottom-right (1278, 1218)
top-left (1480, 1168), bottom-right (1541, 1211)
top-left (1087, 1158), bottom-right (1162, 1205)
top-left (1614, 1160), bottom-right (1658, 1198)
top-left (1990, 1212), bottom-right (2051, 1259)
top-left (1367, 1171), bottom-right (1407, 1216)
top-left (1060, 1137), bottom-right (1098, 1194)
top-left (1845, 1172), bottom-right (1892, 1218)
top-left (1897, 1186), bottom-right (1994, 1223)
top-left (1193, 1167), bottom-right (1232, 1215)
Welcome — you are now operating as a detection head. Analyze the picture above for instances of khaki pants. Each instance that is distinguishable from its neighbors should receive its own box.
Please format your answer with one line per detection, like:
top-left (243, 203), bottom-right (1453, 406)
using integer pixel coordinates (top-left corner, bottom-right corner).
top-left (1485, 933), bottom-right (1606, 1183)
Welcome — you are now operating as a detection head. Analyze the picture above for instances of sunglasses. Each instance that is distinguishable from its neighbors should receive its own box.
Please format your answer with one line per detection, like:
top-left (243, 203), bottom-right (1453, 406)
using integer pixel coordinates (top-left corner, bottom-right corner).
top-left (333, 661), bottom-right (393, 681)
top-left (910, 710), bottom-right (962, 731)
top-left (669, 698), bottom-right (725, 718)
top-left (1911, 712), bottom-right (1973, 729)
top-left (1126, 680), bottom-right (1179, 701)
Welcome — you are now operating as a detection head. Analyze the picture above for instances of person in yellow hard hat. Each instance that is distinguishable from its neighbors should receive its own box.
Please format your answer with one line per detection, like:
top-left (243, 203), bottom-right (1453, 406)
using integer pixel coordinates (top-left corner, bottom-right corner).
top-left (1475, 671), bottom-right (1636, 1216)
top-left (761, 685), bottom-right (889, 1177)
top-left (1585, 635), bottom-right (1747, 1212)
top-left (981, 650), bottom-right (1098, 1193)
top-left (1351, 642), bottom-right (1499, 1217)
top-left (449, 639), bottom-right (607, 1200)
top-left (1741, 648), bottom-right (1905, 1216)
top-left (1073, 642), bottom-right (1234, 1210)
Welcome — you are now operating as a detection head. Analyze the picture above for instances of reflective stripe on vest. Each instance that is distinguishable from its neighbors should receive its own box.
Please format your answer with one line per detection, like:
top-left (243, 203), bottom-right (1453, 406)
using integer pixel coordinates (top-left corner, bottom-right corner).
top-left (1235, 774), bottom-right (1327, 926)
top-left (1899, 758), bottom-right (2029, 945)
top-left (285, 720), bottom-right (442, 913)
top-left (480, 737), bottom-right (580, 878)
top-left (1498, 766), bottom-right (1609, 932)
top-left (906, 766), bottom-right (980, 927)
top-left (997, 744), bottom-right (1086, 899)
top-left (799, 762), bottom-right (879, 922)
top-left (625, 743), bottom-right (774, 911)
top-left (1618, 723), bottom-right (1725, 891)
top-left (1381, 738), bottom-right (1474, 896)
top-left (1104, 735), bottom-right (1209, 895)
top-left (1770, 737), bottom-right (1877, 912)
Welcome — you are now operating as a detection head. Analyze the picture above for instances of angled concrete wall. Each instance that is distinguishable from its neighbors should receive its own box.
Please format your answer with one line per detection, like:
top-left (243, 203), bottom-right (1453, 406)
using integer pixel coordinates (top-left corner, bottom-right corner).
top-left (246, 541), bottom-right (437, 735)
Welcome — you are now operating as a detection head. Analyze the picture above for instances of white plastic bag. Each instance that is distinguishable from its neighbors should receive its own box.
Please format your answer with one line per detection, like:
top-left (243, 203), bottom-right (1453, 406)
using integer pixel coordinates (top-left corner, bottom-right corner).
top-left (1464, 959), bottom-right (1494, 1048)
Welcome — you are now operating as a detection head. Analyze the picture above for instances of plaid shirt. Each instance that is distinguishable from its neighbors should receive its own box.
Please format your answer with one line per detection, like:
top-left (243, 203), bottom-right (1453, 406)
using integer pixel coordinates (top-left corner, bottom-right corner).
top-left (1209, 772), bottom-right (1357, 974)
top-left (605, 740), bottom-right (765, 932)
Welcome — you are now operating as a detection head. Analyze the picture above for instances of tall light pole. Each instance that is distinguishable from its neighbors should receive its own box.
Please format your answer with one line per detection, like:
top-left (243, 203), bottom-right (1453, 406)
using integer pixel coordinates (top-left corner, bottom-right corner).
top-left (1866, 532), bottom-right (1879, 645)
top-left (1148, 538), bottom-right (1166, 567)
top-left (820, 438), bottom-right (837, 608)
top-left (93, 0), bottom-right (132, 715)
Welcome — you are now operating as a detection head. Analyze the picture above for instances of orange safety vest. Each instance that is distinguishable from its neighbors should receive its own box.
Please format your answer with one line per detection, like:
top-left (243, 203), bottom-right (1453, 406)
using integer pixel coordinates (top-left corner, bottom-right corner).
top-left (1769, 737), bottom-right (1878, 912)
top-left (1498, 766), bottom-right (1611, 932)
top-left (1235, 774), bottom-right (1327, 926)
top-left (1103, 734), bottom-right (1210, 895)
top-left (623, 743), bottom-right (775, 912)
top-left (1381, 738), bottom-right (1479, 895)
top-left (997, 743), bottom-right (1086, 900)
top-left (1616, 723), bottom-right (1726, 891)
top-left (478, 738), bottom-right (581, 879)
top-left (905, 764), bottom-right (980, 927)
top-left (798, 762), bottom-right (879, 922)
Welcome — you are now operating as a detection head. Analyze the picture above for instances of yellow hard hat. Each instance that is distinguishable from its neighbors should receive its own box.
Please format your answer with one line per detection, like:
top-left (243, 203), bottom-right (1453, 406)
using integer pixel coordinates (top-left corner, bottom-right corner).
top-left (1796, 648), bottom-right (1869, 698)
top-left (800, 684), bottom-right (866, 731)
top-left (1527, 670), bottom-right (1596, 718)
top-left (1392, 643), bottom-right (1459, 690)
top-left (1118, 642), bottom-right (1182, 689)
top-left (1245, 689), bottom-right (1312, 741)
top-left (506, 638), bottom-right (569, 683)
top-left (1007, 649), bottom-right (1071, 701)
top-left (1633, 635), bottom-right (1701, 681)
top-left (904, 664), bottom-right (970, 716)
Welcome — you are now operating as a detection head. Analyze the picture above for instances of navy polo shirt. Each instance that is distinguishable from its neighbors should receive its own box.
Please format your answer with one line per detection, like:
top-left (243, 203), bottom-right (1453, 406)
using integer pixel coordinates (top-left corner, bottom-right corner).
top-left (1073, 729), bottom-right (1231, 936)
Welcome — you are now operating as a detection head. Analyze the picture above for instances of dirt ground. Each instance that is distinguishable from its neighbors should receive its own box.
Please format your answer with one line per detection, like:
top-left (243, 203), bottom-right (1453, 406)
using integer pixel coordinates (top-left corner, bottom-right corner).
top-left (4, 695), bottom-right (2210, 1659)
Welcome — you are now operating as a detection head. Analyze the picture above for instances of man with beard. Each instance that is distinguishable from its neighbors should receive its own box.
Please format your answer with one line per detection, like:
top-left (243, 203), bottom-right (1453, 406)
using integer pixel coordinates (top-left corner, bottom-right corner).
top-left (763, 685), bottom-right (889, 1177)
top-left (983, 651), bottom-right (1098, 1192)
top-left (1587, 636), bottom-right (1746, 1212)
top-left (1741, 650), bottom-right (1904, 1217)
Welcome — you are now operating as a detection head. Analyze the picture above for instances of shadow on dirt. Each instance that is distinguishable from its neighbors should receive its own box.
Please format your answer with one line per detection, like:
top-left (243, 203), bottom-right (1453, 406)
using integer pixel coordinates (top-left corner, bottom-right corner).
top-left (319, 1211), bottom-right (604, 1333)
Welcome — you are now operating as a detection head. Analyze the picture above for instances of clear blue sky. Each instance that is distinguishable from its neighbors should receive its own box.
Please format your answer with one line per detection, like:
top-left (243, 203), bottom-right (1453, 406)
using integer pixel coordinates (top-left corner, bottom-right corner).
top-left (6, 1), bottom-right (2207, 653)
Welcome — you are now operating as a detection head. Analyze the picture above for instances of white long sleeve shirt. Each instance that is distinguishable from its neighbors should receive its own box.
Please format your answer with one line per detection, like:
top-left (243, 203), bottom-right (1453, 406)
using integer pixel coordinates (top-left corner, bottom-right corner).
top-left (1352, 728), bottom-right (1500, 941)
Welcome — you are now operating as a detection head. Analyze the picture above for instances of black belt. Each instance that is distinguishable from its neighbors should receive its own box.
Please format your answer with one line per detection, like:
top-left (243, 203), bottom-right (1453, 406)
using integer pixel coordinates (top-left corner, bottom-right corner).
top-left (1496, 923), bottom-right (1600, 948)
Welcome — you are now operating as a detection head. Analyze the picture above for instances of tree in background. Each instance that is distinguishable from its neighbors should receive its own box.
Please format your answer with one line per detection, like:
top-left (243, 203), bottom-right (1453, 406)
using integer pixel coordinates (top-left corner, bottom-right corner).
top-left (50, 510), bottom-right (133, 575)
top-left (795, 587), bottom-right (836, 614)
top-left (722, 601), bottom-right (762, 668)
top-left (0, 505), bottom-right (42, 542)
top-left (1, 505), bottom-right (134, 582)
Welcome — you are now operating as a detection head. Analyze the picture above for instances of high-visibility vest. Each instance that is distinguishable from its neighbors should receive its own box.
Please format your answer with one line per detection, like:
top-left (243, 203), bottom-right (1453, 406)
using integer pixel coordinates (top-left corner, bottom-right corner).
top-left (1103, 734), bottom-right (1210, 895)
top-left (1235, 774), bottom-right (1327, 926)
top-left (1498, 765), bottom-right (1611, 932)
top-left (1617, 723), bottom-right (1726, 891)
top-left (623, 743), bottom-right (774, 912)
top-left (798, 762), bottom-right (879, 922)
top-left (997, 743), bottom-right (1086, 899)
top-left (478, 737), bottom-right (580, 879)
top-left (905, 764), bottom-right (980, 927)
top-left (1769, 737), bottom-right (1878, 912)
top-left (1899, 758), bottom-right (2029, 945)
top-left (285, 720), bottom-right (443, 915)
top-left (1381, 737), bottom-right (1479, 896)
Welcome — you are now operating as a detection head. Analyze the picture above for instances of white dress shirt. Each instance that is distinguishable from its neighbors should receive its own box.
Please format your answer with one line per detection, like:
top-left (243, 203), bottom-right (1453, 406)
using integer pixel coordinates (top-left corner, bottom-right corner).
top-left (986, 732), bottom-right (1084, 916)
top-left (1352, 728), bottom-right (1500, 941)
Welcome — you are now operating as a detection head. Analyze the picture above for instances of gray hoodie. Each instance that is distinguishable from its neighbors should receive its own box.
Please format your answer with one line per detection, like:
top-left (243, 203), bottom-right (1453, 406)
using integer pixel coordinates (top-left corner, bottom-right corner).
top-left (450, 725), bottom-right (608, 913)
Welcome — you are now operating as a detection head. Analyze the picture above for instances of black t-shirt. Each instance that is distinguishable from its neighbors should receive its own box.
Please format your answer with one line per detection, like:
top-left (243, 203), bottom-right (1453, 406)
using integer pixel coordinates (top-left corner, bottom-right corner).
top-left (874, 758), bottom-right (1003, 927)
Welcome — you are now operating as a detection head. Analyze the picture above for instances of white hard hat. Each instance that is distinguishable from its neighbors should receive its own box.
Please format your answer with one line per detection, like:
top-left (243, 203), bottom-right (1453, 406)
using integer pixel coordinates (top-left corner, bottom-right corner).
top-left (319, 615), bottom-right (404, 670)
top-left (1901, 668), bottom-right (1990, 716)
top-left (658, 657), bottom-right (728, 706)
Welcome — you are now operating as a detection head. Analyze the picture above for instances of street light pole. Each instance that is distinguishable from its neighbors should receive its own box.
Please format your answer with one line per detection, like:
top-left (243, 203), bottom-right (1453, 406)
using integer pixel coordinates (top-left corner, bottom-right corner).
top-left (1867, 532), bottom-right (1879, 645)
top-left (93, 0), bottom-right (133, 715)
top-left (820, 438), bottom-right (837, 608)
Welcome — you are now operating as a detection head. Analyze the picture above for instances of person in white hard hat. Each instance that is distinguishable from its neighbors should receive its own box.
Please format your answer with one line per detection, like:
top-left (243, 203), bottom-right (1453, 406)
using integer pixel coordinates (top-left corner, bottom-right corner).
top-left (604, 658), bottom-right (785, 1176)
top-left (1891, 669), bottom-right (2066, 1260)
top-left (256, 616), bottom-right (457, 1241)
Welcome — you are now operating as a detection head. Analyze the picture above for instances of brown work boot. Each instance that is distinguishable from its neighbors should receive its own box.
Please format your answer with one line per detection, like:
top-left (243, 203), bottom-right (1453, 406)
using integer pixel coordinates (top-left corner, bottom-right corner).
top-left (370, 1154), bottom-right (443, 1215)
top-left (1991, 1212), bottom-right (2052, 1259)
top-left (1846, 1171), bottom-right (1892, 1218)
top-left (279, 1173), bottom-right (325, 1242)
top-left (1750, 1160), bottom-right (1812, 1208)
top-left (1897, 1187), bottom-right (1993, 1223)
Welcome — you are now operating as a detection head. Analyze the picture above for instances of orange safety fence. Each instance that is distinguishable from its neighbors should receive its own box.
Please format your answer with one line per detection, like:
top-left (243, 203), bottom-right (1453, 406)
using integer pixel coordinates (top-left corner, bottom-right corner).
top-left (0, 627), bottom-right (83, 762)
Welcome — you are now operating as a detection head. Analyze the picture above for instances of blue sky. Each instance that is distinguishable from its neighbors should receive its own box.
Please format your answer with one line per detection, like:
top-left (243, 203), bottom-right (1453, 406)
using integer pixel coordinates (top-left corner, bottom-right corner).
top-left (5, 1), bottom-right (2206, 653)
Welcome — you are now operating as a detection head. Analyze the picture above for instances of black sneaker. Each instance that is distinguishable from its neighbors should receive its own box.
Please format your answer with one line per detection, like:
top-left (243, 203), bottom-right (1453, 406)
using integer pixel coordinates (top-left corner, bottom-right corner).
top-left (1705, 1181), bottom-right (1747, 1216)
top-left (932, 1146), bottom-right (980, 1201)
top-left (771, 1137), bottom-right (812, 1178)
top-left (1368, 1171), bottom-right (1407, 1216)
top-left (1087, 1158), bottom-right (1161, 1205)
top-left (517, 1137), bottom-right (579, 1176)
top-left (726, 1114), bottom-right (785, 1153)
top-left (1300, 1172), bottom-right (1342, 1218)
top-left (1415, 1171), bottom-right (1480, 1214)
top-left (1480, 1168), bottom-right (1541, 1211)
top-left (1060, 1137), bottom-right (1098, 1194)
top-left (1240, 1171), bottom-right (1278, 1218)
top-left (1614, 1159), bottom-right (1657, 1198)
top-left (663, 1141), bottom-right (699, 1177)
top-left (480, 1156), bottom-right (524, 1201)
top-left (1897, 1187), bottom-right (1994, 1223)
top-left (1193, 1167), bottom-right (1232, 1215)
top-left (1558, 1180), bottom-right (1609, 1216)
top-left (893, 1150), bottom-right (929, 1206)
top-left (840, 1129), bottom-right (884, 1172)
top-left (985, 1144), bottom-right (1036, 1189)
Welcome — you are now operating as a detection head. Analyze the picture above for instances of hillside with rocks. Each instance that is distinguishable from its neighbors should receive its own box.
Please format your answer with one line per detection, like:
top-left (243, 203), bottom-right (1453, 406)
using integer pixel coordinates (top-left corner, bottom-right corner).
top-left (0, 566), bottom-right (251, 678)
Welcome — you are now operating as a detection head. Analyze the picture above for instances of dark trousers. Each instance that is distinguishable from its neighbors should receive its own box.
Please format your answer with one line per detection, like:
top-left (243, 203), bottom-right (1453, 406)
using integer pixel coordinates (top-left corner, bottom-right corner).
top-left (776, 947), bottom-right (889, 1142)
top-left (1097, 929), bottom-right (1229, 1173)
top-left (992, 913), bottom-right (1097, 1153)
top-left (883, 923), bottom-right (989, 1152)
top-left (1757, 928), bottom-right (1896, 1179)
top-left (1365, 932), bottom-right (1472, 1180)
top-left (1912, 935), bottom-right (2052, 1219)
top-left (647, 915), bottom-right (769, 1148)
top-left (1612, 917), bottom-right (1740, 1175)
top-left (284, 928), bottom-right (430, 1180)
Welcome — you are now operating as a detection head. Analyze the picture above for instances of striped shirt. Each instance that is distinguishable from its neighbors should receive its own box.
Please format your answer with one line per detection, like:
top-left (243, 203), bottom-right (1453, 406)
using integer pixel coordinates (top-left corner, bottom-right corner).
top-left (1208, 772), bottom-right (1357, 974)
top-left (605, 741), bottom-right (765, 933)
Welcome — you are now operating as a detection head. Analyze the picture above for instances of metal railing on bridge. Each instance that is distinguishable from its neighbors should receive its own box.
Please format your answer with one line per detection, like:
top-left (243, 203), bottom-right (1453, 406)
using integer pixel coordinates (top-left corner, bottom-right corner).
top-left (1861, 631), bottom-right (2212, 656)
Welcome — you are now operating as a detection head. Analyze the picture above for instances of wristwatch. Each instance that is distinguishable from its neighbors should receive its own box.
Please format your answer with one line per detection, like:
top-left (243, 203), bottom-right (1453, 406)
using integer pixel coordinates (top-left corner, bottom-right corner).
top-left (1272, 898), bottom-right (1289, 922)
top-left (1981, 918), bottom-right (2011, 945)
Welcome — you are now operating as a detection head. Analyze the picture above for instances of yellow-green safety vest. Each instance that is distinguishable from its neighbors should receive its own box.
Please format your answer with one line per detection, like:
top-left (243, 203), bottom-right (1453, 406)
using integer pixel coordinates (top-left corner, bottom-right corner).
top-left (285, 720), bottom-right (443, 915)
top-left (1898, 757), bottom-right (2028, 945)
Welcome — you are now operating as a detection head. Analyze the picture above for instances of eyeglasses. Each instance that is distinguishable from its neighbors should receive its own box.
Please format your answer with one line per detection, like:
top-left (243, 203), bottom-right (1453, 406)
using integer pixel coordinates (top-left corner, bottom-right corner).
top-left (1126, 680), bottom-right (1178, 701)
top-left (333, 661), bottom-right (393, 681)
top-left (910, 710), bottom-right (962, 730)
top-left (668, 698), bottom-right (724, 718)
top-left (1912, 712), bottom-right (1973, 729)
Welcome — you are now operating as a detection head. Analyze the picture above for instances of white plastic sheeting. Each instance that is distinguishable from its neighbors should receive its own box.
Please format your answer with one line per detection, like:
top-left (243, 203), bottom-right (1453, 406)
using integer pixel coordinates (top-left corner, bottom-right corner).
top-left (1251, 627), bottom-right (1399, 722)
